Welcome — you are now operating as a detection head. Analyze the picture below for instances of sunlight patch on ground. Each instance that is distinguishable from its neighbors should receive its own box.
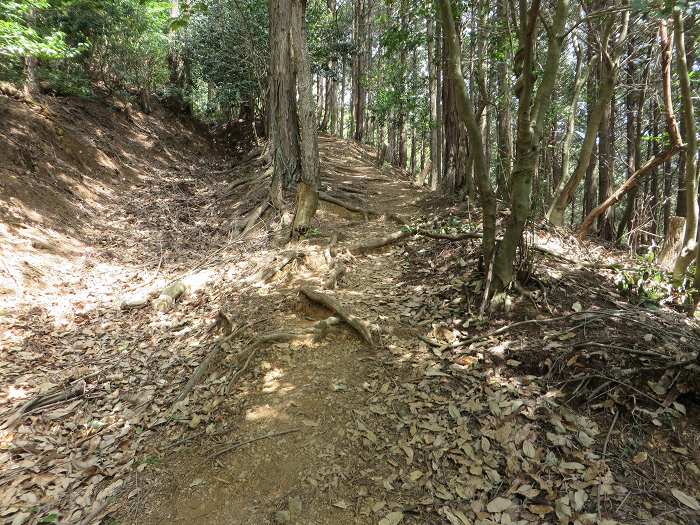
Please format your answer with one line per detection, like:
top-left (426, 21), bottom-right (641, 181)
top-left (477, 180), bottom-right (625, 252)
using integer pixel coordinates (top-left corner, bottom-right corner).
top-left (245, 403), bottom-right (284, 422)
top-left (7, 385), bottom-right (28, 400)
top-left (261, 366), bottom-right (295, 395)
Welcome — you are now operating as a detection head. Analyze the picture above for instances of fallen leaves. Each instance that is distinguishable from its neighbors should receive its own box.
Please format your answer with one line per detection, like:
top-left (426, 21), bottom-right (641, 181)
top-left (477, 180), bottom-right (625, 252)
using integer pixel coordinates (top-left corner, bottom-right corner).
top-left (486, 496), bottom-right (512, 513)
top-left (378, 511), bottom-right (404, 525)
top-left (671, 488), bottom-right (700, 511)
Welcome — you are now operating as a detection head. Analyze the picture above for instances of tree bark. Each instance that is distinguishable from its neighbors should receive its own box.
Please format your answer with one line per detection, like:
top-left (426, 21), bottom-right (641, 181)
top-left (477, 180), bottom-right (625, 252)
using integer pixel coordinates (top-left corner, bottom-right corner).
top-left (339, 58), bottom-right (346, 138)
top-left (427, 15), bottom-right (439, 189)
top-left (674, 13), bottom-right (696, 219)
top-left (671, 9), bottom-right (699, 285)
top-left (495, 0), bottom-right (512, 200)
top-left (546, 7), bottom-right (629, 226)
top-left (580, 18), bottom-right (683, 240)
top-left (268, 0), bottom-right (320, 237)
top-left (437, 0), bottom-right (496, 268)
top-left (290, 0), bottom-right (320, 236)
top-left (492, 0), bottom-right (569, 291)
top-left (596, 94), bottom-right (615, 239)
top-left (352, 0), bottom-right (368, 142)
top-left (617, 31), bottom-right (652, 241)
top-left (268, 0), bottom-right (301, 207)
top-left (550, 40), bottom-right (588, 219)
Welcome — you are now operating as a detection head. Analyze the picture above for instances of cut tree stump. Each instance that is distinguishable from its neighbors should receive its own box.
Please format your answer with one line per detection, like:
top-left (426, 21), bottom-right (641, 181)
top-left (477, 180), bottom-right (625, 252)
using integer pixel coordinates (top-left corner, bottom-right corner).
top-left (657, 216), bottom-right (686, 272)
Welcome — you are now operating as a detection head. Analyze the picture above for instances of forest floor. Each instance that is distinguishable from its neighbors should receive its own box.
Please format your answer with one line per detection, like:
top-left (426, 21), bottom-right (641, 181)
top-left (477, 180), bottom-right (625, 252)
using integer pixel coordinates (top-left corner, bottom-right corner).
top-left (1, 94), bottom-right (699, 525)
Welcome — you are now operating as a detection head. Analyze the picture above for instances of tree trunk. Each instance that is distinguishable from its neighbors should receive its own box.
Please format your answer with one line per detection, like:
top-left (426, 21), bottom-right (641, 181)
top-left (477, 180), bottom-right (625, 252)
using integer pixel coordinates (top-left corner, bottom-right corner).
top-left (492, 0), bottom-right (569, 292)
top-left (597, 95), bottom-right (614, 240)
top-left (352, 0), bottom-right (367, 142)
top-left (437, 0), bottom-right (496, 268)
top-left (339, 58), bottom-right (346, 138)
top-left (671, 9), bottom-right (699, 285)
top-left (617, 31), bottom-right (652, 242)
top-left (658, 216), bottom-right (686, 271)
top-left (649, 99), bottom-right (660, 237)
top-left (427, 16), bottom-right (439, 189)
top-left (268, 0), bottom-right (320, 237)
top-left (290, 0), bottom-right (320, 236)
top-left (268, 0), bottom-right (301, 207)
top-left (495, 0), bottom-right (512, 200)
top-left (23, 56), bottom-right (40, 96)
top-left (550, 40), bottom-right (587, 218)
top-left (676, 18), bottom-right (696, 217)
top-left (546, 9), bottom-right (629, 226)
top-left (581, 19), bottom-right (683, 240)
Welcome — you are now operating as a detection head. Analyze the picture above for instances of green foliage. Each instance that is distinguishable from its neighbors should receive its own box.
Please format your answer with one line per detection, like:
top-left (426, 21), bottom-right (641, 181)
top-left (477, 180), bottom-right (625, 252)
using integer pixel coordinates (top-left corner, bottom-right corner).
top-left (0, 0), bottom-right (76, 59)
top-left (185, 0), bottom-right (268, 117)
top-left (1, 0), bottom-right (170, 101)
top-left (611, 251), bottom-right (694, 308)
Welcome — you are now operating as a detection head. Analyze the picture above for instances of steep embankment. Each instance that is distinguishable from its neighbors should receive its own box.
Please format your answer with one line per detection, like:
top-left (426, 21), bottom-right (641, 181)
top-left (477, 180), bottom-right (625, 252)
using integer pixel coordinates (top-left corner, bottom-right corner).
top-left (1, 93), bottom-right (698, 525)
top-left (0, 91), bottom-right (225, 317)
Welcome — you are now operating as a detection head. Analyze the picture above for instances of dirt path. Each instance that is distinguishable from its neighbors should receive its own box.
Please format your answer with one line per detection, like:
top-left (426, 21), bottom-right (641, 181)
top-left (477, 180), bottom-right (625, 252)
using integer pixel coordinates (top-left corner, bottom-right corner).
top-left (128, 136), bottom-right (436, 525)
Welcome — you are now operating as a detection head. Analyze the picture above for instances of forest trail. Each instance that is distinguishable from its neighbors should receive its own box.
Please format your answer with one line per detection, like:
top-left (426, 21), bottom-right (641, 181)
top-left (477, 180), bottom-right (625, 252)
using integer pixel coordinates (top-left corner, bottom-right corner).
top-left (1, 100), bottom-right (699, 525)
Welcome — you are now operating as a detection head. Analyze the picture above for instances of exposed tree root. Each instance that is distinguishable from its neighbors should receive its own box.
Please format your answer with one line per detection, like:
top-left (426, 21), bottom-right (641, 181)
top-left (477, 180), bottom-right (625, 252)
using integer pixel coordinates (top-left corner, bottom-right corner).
top-left (349, 227), bottom-right (480, 255)
top-left (2, 380), bottom-right (86, 429)
top-left (175, 322), bottom-right (243, 403)
top-left (300, 287), bottom-right (374, 347)
top-left (323, 262), bottom-right (346, 289)
top-left (239, 200), bottom-right (271, 236)
top-left (319, 192), bottom-right (369, 220)
top-left (153, 280), bottom-right (186, 312)
top-left (324, 231), bottom-right (339, 266)
top-left (349, 230), bottom-right (412, 254)
top-left (222, 174), bottom-right (260, 198)
top-left (177, 315), bottom-right (345, 404)
top-left (211, 428), bottom-right (301, 459)
top-left (245, 250), bottom-right (304, 284)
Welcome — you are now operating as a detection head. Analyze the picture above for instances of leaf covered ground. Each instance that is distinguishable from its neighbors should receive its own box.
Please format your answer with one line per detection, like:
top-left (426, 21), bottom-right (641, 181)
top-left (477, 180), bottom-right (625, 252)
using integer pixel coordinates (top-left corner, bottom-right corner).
top-left (1, 97), bottom-right (699, 525)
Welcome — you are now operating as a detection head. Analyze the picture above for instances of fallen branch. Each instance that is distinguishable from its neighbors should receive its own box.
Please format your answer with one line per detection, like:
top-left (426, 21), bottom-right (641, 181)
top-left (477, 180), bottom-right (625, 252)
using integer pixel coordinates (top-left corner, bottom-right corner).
top-left (578, 144), bottom-right (684, 238)
top-left (416, 229), bottom-right (481, 241)
top-left (300, 287), bottom-right (374, 347)
top-left (2, 381), bottom-right (85, 429)
top-left (210, 428), bottom-right (300, 459)
top-left (573, 341), bottom-right (672, 360)
top-left (442, 310), bottom-right (617, 353)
